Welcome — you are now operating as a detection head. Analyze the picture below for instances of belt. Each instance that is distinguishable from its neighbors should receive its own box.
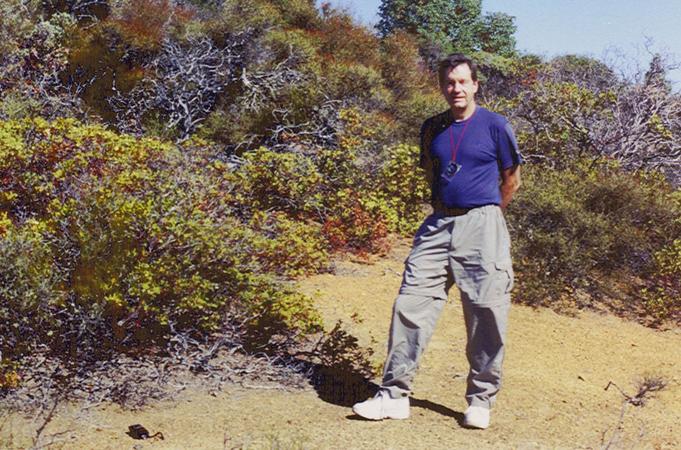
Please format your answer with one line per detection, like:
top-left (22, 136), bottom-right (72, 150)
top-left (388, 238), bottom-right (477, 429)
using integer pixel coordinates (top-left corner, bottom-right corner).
top-left (434, 206), bottom-right (472, 217)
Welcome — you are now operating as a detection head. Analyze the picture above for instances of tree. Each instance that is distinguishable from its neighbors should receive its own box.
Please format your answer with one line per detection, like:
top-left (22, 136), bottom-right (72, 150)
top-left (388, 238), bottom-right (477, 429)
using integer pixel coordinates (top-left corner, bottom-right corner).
top-left (547, 54), bottom-right (618, 93)
top-left (603, 55), bottom-right (681, 177)
top-left (477, 11), bottom-right (516, 57)
top-left (376, 0), bottom-right (516, 58)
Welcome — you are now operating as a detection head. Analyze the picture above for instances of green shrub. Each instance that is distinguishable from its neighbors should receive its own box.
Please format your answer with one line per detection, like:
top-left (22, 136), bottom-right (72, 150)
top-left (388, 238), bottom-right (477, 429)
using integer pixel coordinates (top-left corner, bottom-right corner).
top-left (264, 28), bottom-right (323, 75)
top-left (511, 82), bottom-right (616, 163)
top-left (0, 118), bottom-right (326, 363)
top-left (374, 144), bottom-right (430, 234)
top-left (249, 211), bottom-right (329, 278)
top-left (324, 62), bottom-right (392, 109)
top-left (319, 8), bottom-right (381, 69)
top-left (335, 107), bottom-right (400, 160)
top-left (391, 91), bottom-right (446, 143)
top-left (234, 144), bottom-right (426, 255)
top-left (641, 239), bottom-right (681, 323)
top-left (242, 275), bottom-right (323, 351)
top-left (235, 148), bottom-right (324, 217)
top-left (507, 159), bottom-right (680, 321)
top-left (321, 188), bottom-right (390, 255)
top-left (0, 217), bottom-right (62, 357)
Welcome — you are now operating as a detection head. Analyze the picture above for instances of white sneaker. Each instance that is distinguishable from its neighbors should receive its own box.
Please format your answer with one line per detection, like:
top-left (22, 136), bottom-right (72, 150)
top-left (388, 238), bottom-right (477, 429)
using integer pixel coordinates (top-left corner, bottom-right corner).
top-left (463, 405), bottom-right (490, 429)
top-left (352, 390), bottom-right (410, 420)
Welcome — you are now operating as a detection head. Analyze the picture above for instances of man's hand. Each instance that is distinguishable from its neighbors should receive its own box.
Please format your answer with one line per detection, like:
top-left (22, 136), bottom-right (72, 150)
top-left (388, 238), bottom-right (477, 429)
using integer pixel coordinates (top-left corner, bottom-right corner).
top-left (500, 165), bottom-right (521, 210)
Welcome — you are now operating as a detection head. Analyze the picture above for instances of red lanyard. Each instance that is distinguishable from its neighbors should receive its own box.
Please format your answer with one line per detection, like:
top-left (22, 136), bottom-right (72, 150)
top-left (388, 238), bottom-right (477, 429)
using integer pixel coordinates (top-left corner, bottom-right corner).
top-left (448, 110), bottom-right (475, 162)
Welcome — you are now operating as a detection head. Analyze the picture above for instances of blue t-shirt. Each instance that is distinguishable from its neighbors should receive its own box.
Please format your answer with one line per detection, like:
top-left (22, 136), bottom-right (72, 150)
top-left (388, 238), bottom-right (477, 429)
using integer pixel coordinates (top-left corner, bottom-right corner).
top-left (420, 106), bottom-right (523, 209)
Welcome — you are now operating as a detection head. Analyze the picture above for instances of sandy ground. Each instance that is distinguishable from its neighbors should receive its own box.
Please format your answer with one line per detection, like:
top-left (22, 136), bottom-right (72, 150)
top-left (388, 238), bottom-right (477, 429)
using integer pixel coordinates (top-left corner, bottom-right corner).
top-left (2, 239), bottom-right (680, 449)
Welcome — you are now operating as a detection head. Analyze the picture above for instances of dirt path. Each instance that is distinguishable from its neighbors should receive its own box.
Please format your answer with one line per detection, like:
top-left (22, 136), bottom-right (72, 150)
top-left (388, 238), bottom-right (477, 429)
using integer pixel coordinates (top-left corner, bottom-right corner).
top-left (3, 240), bottom-right (680, 449)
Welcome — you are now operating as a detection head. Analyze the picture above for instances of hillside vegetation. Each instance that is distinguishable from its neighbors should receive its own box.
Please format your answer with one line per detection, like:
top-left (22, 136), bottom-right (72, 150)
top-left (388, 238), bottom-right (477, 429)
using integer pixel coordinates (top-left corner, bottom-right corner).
top-left (1, 0), bottom-right (679, 399)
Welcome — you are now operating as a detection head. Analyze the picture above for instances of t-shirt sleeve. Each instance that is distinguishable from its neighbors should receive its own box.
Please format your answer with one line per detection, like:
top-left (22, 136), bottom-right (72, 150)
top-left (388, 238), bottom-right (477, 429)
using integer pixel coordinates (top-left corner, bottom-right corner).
top-left (496, 120), bottom-right (524, 170)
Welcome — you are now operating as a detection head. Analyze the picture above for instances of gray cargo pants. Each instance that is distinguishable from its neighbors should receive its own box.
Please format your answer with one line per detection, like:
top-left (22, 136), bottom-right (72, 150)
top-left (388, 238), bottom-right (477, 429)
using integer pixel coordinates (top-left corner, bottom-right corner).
top-left (380, 205), bottom-right (513, 409)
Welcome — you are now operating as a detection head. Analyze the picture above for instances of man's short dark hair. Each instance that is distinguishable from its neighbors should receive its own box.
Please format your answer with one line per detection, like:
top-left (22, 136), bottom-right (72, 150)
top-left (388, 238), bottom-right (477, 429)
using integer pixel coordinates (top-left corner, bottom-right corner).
top-left (438, 53), bottom-right (478, 86)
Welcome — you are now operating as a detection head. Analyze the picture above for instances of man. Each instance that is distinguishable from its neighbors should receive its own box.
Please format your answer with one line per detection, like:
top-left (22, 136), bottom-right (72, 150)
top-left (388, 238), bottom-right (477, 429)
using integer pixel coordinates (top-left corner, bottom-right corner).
top-left (352, 53), bottom-right (523, 429)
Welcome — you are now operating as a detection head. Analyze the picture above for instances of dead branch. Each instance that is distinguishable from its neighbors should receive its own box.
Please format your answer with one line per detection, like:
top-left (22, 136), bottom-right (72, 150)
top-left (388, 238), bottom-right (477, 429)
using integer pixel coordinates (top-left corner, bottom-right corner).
top-left (601, 376), bottom-right (668, 449)
top-left (110, 33), bottom-right (252, 141)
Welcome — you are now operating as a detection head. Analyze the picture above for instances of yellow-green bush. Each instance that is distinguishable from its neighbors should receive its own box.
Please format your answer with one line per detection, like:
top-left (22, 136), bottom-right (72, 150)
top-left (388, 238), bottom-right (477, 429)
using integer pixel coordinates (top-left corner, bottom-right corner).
top-left (321, 188), bottom-right (390, 255)
top-left (249, 211), bottom-right (329, 278)
top-left (641, 239), bottom-right (681, 323)
top-left (233, 144), bottom-right (427, 255)
top-left (512, 81), bottom-right (616, 163)
top-left (0, 118), bottom-right (325, 362)
top-left (335, 107), bottom-right (399, 157)
top-left (0, 217), bottom-right (62, 356)
top-left (241, 275), bottom-right (323, 351)
top-left (391, 91), bottom-right (445, 143)
top-left (264, 28), bottom-right (323, 76)
top-left (324, 62), bottom-right (392, 109)
top-left (235, 148), bottom-right (324, 217)
top-left (374, 144), bottom-right (430, 234)
top-left (235, 147), bottom-right (388, 253)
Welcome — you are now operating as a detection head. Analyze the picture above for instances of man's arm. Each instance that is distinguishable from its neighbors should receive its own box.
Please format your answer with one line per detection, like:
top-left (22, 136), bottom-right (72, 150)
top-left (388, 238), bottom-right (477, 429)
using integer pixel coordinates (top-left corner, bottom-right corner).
top-left (500, 165), bottom-right (521, 210)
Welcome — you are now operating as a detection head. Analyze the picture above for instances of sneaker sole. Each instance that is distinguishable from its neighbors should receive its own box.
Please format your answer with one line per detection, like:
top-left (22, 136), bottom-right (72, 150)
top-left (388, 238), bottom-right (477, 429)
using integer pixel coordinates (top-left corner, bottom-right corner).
top-left (352, 407), bottom-right (410, 420)
top-left (462, 418), bottom-right (489, 429)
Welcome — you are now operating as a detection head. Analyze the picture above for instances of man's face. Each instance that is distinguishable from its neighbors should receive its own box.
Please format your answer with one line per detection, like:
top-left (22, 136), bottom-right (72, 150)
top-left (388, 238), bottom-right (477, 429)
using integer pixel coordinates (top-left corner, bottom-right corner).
top-left (441, 63), bottom-right (479, 111)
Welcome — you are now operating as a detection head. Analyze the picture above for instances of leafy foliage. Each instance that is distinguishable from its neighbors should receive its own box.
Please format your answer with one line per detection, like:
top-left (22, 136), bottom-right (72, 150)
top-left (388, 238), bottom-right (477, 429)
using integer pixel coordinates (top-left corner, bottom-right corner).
top-left (641, 238), bottom-right (681, 323)
top-left (0, 119), bottom-right (325, 363)
top-left (512, 81), bottom-right (617, 163)
top-left (377, 0), bottom-right (517, 58)
top-left (507, 159), bottom-right (680, 318)
top-left (500, 54), bottom-right (681, 180)
top-left (234, 142), bottom-right (428, 254)
top-left (0, 1), bottom-right (82, 120)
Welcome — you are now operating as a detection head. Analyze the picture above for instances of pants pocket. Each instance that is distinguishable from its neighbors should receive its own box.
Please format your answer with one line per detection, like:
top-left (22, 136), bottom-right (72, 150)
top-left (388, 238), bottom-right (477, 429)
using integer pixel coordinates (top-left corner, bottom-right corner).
top-left (456, 260), bottom-right (513, 306)
top-left (494, 259), bottom-right (514, 295)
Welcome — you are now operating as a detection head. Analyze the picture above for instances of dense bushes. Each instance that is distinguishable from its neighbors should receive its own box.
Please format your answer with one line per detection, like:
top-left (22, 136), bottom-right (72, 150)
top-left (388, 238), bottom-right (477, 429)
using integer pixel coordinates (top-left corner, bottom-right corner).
top-left (235, 140), bottom-right (429, 254)
top-left (0, 3), bottom-right (82, 121)
top-left (0, 115), bottom-right (431, 380)
top-left (507, 159), bottom-right (680, 321)
top-left (3, 117), bottom-right (677, 383)
top-left (641, 238), bottom-right (681, 322)
top-left (0, 118), bottom-right (327, 367)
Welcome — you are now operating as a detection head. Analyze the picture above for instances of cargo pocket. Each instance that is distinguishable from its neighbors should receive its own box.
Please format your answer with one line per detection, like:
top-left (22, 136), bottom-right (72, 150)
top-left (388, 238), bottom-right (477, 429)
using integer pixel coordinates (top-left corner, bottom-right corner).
top-left (470, 260), bottom-right (513, 305)
top-left (493, 259), bottom-right (514, 296)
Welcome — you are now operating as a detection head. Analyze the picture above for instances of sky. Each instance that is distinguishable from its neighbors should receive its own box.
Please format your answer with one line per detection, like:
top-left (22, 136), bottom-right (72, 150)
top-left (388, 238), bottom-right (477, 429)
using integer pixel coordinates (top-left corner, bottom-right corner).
top-left (316, 0), bottom-right (681, 86)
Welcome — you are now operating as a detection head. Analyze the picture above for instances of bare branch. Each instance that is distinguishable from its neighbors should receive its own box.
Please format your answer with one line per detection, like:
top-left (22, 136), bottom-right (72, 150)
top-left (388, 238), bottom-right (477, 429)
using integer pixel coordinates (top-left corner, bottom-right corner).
top-left (110, 33), bottom-right (252, 141)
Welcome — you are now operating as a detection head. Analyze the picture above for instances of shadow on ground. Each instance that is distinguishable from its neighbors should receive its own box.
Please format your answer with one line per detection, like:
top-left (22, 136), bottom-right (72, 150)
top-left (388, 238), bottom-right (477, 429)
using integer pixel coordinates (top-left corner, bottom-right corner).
top-left (410, 398), bottom-right (465, 424)
top-left (302, 362), bottom-right (465, 425)
top-left (306, 363), bottom-right (378, 407)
